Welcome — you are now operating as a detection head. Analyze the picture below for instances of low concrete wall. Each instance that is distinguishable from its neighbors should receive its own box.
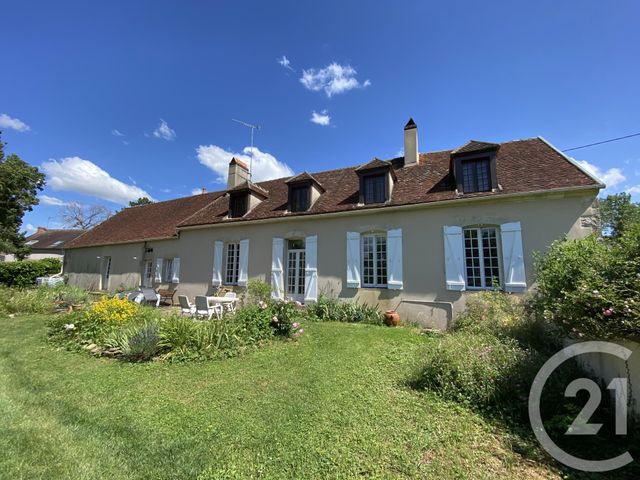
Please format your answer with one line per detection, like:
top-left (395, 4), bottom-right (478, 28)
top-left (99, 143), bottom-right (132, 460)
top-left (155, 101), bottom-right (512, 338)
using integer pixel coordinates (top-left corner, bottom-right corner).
top-left (572, 339), bottom-right (640, 418)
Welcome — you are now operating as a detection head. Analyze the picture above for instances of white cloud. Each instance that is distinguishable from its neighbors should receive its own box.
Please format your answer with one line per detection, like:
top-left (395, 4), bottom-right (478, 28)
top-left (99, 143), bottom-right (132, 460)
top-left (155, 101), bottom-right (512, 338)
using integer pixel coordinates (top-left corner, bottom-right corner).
top-left (575, 159), bottom-right (625, 189)
top-left (626, 185), bottom-right (640, 196)
top-left (22, 223), bottom-right (37, 236)
top-left (40, 195), bottom-right (70, 206)
top-left (41, 156), bottom-right (153, 205)
top-left (300, 63), bottom-right (371, 98)
top-left (111, 129), bottom-right (124, 137)
top-left (0, 113), bottom-right (30, 132)
top-left (152, 119), bottom-right (176, 141)
top-left (277, 55), bottom-right (293, 71)
top-left (310, 110), bottom-right (331, 126)
top-left (196, 145), bottom-right (294, 184)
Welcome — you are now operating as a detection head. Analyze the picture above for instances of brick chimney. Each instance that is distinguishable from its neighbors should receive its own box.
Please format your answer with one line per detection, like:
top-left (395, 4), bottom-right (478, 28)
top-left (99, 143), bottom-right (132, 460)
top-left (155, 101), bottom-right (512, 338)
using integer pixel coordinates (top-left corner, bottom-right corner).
top-left (227, 157), bottom-right (250, 189)
top-left (403, 118), bottom-right (419, 166)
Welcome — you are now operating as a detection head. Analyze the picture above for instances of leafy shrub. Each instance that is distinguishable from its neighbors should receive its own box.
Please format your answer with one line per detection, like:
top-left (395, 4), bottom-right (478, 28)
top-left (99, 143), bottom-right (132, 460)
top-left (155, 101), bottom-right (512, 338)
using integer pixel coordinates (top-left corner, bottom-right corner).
top-left (307, 295), bottom-right (383, 325)
top-left (270, 300), bottom-right (305, 337)
top-left (246, 279), bottom-right (271, 305)
top-left (106, 322), bottom-right (161, 361)
top-left (455, 291), bottom-right (557, 352)
top-left (233, 305), bottom-right (274, 343)
top-left (0, 284), bottom-right (91, 315)
top-left (531, 225), bottom-right (640, 339)
top-left (411, 332), bottom-right (535, 406)
top-left (85, 296), bottom-right (140, 324)
top-left (0, 258), bottom-right (62, 287)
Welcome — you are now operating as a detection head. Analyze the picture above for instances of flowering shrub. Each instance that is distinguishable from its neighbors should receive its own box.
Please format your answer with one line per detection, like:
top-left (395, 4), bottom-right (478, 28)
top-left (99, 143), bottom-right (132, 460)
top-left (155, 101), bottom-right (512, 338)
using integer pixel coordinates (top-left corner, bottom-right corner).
top-left (270, 299), bottom-right (304, 337)
top-left (85, 296), bottom-right (141, 324)
top-left (530, 224), bottom-right (640, 339)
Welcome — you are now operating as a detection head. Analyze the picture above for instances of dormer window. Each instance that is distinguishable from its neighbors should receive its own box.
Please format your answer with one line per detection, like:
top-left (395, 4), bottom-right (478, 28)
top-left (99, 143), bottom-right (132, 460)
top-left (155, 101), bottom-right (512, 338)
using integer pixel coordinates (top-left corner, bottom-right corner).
top-left (451, 141), bottom-right (499, 194)
top-left (355, 158), bottom-right (396, 205)
top-left (226, 180), bottom-right (269, 219)
top-left (462, 157), bottom-right (491, 193)
top-left (290, 185), bottom-right (310, 212)
top-left (229, 193), bottom-right (248, 218)
top-left (285, 172), bottom-right (325, 213)
top-left (363, 173), bottom-right (386, 204)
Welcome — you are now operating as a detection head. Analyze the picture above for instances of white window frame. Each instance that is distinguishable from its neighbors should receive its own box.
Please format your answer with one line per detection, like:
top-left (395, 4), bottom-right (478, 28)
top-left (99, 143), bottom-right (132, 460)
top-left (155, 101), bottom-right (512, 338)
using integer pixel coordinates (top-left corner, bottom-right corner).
top-left (224, 242), bottom-right (240, 285)
top-left (463, 226), bottom-right (501, 290)
top-left (163, 258), bottom-right (174, 283)
top-left (361, 233), bottom-right (387, 288)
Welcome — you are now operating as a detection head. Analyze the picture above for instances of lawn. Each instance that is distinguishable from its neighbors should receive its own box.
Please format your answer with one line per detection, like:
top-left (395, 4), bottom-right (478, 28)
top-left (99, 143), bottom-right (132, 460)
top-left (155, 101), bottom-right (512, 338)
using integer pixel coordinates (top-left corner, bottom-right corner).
top-left (0, 314), bottom-right (560, 479)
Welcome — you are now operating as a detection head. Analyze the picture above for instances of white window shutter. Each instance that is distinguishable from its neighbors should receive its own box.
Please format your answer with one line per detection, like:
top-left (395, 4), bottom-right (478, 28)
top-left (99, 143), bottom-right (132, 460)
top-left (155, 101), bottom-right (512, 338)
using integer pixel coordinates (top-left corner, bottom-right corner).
top-left (212, 241), bottom-right (223, 286)
top-left (171, 257), bottom-right (181, 284)
top-left (443, 226), bottom-right (465, 291)
top-left (238, 239), bottom-right (249, 286)
top-left (271, 237), bottom-right (284, 299)
top-left (500, 222), bottom-right (527, 292)
top-left (346, 231), bottom-right (361, 288)
top-left (304, 235), bottom-right (318, 302)
top-left (386, 228), bottom-right (403, 290)
top-left (154, 257), bottom-right (163, 283)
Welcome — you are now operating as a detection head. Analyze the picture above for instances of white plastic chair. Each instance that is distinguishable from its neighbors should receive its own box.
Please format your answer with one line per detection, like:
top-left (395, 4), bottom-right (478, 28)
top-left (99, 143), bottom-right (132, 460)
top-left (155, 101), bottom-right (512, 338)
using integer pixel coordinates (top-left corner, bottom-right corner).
top-left (223, 291), bottom-right (237, 313)
top-left (194, 296), bottom-right (222, 320)
top-left (141, 288), bottom-right (161, 307)
top-left (127, 291), bottom-right (144, 304)
top-left (178, 295), bottom-right (196, 316)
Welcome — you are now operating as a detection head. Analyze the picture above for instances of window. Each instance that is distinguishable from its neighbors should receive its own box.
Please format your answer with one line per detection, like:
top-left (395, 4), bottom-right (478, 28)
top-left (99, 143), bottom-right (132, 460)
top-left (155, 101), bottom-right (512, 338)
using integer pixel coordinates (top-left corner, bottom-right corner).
top-left (289, 185), bottom-right (310, 212)
top-left (224, 242), bottom-right (240, 284)
top-left (462, 158), bottom-right (491, 193)
top-left (229, 194), bottom-right (248, 218)
top-left (286, 239), bottom-right (305, 296)
top-left (26, 240), bottom-right (38, 246)
top-left (464, 227), bottom-right (500, 289)
top-left (362, 174), bottom-right (386, 204)
top-left (163, 258), bottom-right (174, 283)
top-left (143, 260), bottom-right (153, 287)
top-left (51, 240), bottom-right (64, 247)
top-left (362, 233), bottom-right (387, 287)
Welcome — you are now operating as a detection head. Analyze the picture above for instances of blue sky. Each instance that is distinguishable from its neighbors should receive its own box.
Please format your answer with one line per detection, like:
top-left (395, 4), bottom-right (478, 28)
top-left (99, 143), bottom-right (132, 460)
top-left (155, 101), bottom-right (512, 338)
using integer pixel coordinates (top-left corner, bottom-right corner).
top-left (2, 0), bottom-right (639, 234)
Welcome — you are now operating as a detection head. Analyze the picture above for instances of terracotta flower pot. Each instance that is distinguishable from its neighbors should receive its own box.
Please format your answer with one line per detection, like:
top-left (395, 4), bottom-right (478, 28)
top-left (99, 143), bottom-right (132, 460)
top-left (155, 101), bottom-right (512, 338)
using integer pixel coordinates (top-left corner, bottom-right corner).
top-left (384, 310), bottom-right (400, 327)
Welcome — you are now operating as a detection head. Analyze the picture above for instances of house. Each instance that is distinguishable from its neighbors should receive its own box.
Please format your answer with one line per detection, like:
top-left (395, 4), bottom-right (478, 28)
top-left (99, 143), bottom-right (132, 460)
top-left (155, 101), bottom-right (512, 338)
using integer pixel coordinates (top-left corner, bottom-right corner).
top-left (1, 227), bottom-right (84, 262)
top-left (63, 119), bottom-right (603, 328)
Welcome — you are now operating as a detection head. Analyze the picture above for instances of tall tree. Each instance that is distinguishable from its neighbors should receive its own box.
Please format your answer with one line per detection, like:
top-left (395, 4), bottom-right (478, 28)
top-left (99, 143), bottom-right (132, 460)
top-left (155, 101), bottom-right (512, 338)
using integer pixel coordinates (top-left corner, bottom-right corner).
top-left (0, 133), bottom-right (46, 259)
top-left (128, 197), bottom-right (153, 207)
top-left (60, 203), bottom-right (112, 230)
top-left (599, 193), bottom-right (640, 238)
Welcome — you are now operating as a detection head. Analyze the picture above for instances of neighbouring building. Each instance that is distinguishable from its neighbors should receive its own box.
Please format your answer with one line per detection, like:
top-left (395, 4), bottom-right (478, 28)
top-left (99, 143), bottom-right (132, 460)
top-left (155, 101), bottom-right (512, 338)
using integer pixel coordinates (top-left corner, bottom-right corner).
top-left (1, 227), bottom-right (84, 262)
top-left (63, 119), bottom-right (603, 328)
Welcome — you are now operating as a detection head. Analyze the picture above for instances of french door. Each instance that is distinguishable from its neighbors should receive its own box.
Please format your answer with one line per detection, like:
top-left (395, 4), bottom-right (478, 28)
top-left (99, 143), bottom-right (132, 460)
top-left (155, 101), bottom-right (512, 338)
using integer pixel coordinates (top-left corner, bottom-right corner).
top-left (286, 240), bottom-right (305, 301)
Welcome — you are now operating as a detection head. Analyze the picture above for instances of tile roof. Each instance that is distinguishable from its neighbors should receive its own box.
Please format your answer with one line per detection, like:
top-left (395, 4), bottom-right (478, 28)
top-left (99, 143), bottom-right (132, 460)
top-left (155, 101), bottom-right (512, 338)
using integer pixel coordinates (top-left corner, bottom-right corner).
top-left (65, 192), bottom-right (224, 248)
top-left (67, 137), bottom-right (601, 249)
top-left (451, 140), bottom-right (500, 155)
top-left (26, 228), bottom-right (84, 250)
top-left (354, 158), bottom-right (392, 172)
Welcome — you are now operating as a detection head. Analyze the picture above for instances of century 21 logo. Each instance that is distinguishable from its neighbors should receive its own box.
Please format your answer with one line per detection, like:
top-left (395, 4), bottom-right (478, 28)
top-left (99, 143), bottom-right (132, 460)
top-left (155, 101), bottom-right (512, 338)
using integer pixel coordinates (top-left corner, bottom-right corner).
top-left (528, 341), bottom-right (634, 473)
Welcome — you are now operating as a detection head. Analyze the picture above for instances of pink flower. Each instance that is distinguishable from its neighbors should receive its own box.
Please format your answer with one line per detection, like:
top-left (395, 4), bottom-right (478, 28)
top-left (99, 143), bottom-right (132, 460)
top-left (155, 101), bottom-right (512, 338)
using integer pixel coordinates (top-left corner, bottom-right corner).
top-left (292, 322), bottom-right (300, 329)
top-left (295, 301), bottom-right (302, 307)
top-left (271, 315), bottom-right (279, 323)
top-left (603, 308), bottom-right (614, 317)
top-left (298, 328), bottom-right (304, 334)
top-left (258, 301), bottom-right (268, 310)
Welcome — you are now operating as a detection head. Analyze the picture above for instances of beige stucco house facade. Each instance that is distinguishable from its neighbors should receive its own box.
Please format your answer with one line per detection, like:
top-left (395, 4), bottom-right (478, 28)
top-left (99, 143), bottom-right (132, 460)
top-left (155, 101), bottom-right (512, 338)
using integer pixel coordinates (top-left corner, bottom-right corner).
top-left (64, 120), bottom-right (602, 328)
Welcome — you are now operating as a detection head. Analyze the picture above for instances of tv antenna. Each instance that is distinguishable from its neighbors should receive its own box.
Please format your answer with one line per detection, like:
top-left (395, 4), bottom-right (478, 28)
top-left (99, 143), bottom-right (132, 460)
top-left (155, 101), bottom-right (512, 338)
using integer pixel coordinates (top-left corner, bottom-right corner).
top-left (232, 118), bottom-right (261, 182)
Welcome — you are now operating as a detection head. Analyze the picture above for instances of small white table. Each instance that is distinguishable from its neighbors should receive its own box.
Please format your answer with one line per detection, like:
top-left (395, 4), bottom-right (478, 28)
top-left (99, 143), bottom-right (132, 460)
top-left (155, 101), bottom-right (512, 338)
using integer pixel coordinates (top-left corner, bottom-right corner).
top-left (206, 296), bottom-right (237, 314)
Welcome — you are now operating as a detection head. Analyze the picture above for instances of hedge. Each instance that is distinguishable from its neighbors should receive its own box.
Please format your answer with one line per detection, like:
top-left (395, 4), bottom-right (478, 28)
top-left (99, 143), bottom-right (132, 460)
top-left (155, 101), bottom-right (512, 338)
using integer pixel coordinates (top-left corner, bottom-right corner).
top-left (0, 258), bottom-right (62, 287)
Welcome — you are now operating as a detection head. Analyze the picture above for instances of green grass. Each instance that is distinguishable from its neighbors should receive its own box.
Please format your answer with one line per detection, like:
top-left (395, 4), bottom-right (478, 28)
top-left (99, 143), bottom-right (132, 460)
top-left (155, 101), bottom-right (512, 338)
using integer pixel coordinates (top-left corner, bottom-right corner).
top-left (0, 314), bottom-right (560, 479)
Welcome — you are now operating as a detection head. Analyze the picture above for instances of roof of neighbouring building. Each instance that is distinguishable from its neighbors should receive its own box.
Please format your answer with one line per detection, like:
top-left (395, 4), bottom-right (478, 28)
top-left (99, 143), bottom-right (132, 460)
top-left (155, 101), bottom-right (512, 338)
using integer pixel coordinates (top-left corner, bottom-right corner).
top-left (25, 228), bottom-right (85, 250)
top-left (66, 137), bottom-right (602, 249)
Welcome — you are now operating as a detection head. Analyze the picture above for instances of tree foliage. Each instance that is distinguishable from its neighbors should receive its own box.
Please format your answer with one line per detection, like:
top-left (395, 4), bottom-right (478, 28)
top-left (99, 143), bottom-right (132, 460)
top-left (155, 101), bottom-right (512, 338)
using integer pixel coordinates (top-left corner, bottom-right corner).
top-left (128, 197), bottom-right (153, 207)
top-left (0, 257), bottom-right (61, 287)
top-left (60, 203), bottom-right (112, 230)
top-left (0, 133), bottom-right (46, 258)
top-left (599, 192), bottom-right (640, 238)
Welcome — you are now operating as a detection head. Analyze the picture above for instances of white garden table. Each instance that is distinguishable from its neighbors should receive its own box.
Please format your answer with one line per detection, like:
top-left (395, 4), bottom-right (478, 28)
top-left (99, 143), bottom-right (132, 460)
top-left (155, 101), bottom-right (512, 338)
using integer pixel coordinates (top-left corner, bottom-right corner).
top-left (206, 296), bottom-right (237, 314)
